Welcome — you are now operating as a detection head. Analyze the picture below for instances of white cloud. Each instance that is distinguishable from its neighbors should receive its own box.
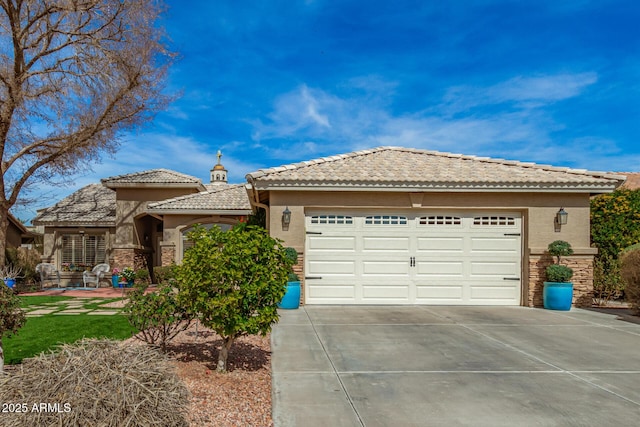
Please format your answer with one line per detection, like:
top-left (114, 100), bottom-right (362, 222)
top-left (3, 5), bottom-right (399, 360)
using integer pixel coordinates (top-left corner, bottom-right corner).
top-left (442, 72), bottom-right (598, 113)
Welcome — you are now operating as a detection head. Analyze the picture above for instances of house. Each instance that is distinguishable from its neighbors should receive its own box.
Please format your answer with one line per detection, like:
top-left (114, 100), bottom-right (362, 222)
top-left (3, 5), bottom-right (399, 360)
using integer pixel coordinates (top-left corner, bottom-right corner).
top-left (244, 146), bottom-right (625, 307)
top-left (33, 153), bottom-right (251, 285)
top-left (6, 212), bottom-right (40, 249)
top-left (34, 146), bottom-right (624, 307)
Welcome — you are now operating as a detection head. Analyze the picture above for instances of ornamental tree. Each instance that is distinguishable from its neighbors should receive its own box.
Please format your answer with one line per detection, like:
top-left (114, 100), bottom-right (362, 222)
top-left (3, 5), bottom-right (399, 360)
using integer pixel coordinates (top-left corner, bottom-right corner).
top-left (0, 0), bottom-right (173, 264)
top-left (176, 224), bottom-right (291, 372)
top-left (0, 285), bottom-right (26, 372)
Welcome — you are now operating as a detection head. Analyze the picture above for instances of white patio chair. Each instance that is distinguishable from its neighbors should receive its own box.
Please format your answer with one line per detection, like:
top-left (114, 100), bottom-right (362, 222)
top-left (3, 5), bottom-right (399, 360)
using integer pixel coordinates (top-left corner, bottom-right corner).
top-left (83, 263), bottom-right (110, 288)
top-left (35, 263), bottom-right (61, 289)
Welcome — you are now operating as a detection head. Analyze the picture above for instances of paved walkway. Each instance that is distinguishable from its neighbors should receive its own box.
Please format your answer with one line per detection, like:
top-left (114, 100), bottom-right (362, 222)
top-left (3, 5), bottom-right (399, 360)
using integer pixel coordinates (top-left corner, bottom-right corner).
top-left (21, 288), bottom-right (131, 317)
top-left (272, 306), bottom-right (640, 427)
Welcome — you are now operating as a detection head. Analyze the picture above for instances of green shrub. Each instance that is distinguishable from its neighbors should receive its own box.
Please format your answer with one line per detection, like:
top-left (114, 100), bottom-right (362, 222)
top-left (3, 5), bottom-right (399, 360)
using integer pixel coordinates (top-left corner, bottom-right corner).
top-left (153, 265), bottom-right (177, 285)
top-left (176, 223), bottom-right (291, 372)
top-left (284, 247), bottom-right (299, 282)
top-left (593, 253), bottom-right (625, 306)
top-left (591, 189), bottom-right (640, 260)
top-left (545, 240), bottom-right (574, 283)
top-left (0, 285), bottom-right (26, 372)
top-left (134, 268), bottom-right (151, 286)
top-left (123, 283), bottom-right (192, 352)
top-left (620, 249), bottom-right (640, 315)
top-left (547, 240), bottom-right (574, 263)
top-left (545, 264), bottom-right (574, 283)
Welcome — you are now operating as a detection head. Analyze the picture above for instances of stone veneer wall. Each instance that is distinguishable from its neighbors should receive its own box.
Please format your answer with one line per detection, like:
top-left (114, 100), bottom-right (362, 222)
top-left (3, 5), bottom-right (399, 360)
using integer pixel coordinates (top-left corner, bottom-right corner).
top-left (292, 252), bottom-right (304, 305)
top-left (161, 244), bottom-right (176, 267)
top-left (528, 254), bottom-right (594, 308)
top-left (112, 247), bottom-right (149, 271)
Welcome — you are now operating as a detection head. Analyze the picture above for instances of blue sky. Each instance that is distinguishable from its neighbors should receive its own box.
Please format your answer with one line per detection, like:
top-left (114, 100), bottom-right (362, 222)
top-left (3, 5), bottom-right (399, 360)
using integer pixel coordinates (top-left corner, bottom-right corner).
top-left (18, 0), bottom-right (640, 222)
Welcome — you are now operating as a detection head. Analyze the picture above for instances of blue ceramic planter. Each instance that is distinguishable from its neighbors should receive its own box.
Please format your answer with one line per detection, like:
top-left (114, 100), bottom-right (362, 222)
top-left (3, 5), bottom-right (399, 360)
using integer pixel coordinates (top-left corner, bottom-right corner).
top-left (4, 278), bottom-right (15, 289)
top-left (278, 281), bottom-right (301, 309)
top-left (543, 282), bottom-right (573, 311)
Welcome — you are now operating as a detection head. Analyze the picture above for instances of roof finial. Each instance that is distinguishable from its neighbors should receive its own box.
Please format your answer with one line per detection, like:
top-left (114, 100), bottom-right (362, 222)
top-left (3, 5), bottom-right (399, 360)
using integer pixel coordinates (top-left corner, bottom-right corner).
top-left (217, 150), bottom-right (222, 165)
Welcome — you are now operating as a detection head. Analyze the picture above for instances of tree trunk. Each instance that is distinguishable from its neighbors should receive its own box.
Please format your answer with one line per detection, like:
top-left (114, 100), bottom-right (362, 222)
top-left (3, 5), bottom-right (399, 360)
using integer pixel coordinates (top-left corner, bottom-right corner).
top-left (0, 337), bottom-right (4, 372)
top-left (217, 335), bottom-right (236, 372)
top-left (0, 205), bottom-right (8, 267)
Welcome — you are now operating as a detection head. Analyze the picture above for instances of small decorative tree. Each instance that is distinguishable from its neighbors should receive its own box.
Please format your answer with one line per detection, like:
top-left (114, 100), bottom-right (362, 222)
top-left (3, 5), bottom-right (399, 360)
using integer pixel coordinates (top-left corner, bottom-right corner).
top-left (0, 285), bottom-right (26, 372)
top-left (284, 247), bottom-right (299, 282)
top-left (123, 281), bottom-right (193, 353)
top-left (176, 223), bottom-right (292, 372)
top-left (545, 240), bottom-right (574, 283)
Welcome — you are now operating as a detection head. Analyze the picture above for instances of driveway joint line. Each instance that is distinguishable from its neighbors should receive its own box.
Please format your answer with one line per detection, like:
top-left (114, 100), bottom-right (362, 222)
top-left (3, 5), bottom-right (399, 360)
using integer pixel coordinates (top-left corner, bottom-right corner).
top-left (304, 307), bottom-right (365, 427)
top-left (460, 323), bottom-right (640, 408)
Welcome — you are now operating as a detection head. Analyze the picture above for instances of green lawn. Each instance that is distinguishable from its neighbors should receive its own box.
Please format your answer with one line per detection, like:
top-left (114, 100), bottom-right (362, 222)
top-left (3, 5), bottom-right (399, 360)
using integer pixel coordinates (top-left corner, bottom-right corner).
top-left (4, 296), bottom-right (137, 365)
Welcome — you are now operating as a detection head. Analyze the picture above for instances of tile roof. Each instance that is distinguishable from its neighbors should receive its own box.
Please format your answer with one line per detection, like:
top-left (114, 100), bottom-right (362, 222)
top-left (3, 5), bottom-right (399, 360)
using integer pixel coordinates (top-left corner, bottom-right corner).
top-left (246, 146), bottom-right (625, 192)
top-left (619, 173), bottom-right (640, 190)
top-left (101, 169), bottom-right (202, 187)
top-left (147, 184), bottom-right (251, 213)
top-left (33, 184), bottom-right (116, 226)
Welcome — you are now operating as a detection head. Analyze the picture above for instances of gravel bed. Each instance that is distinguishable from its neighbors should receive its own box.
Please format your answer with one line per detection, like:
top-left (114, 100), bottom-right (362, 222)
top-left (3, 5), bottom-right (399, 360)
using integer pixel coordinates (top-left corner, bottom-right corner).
top-left (162, 322), bottom-right (274, 427)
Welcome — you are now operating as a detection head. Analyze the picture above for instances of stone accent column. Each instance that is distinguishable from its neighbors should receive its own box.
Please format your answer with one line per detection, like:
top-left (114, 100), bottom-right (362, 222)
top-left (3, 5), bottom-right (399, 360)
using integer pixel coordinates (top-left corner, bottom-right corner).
top-left (112, 247), bottom-right (135, 271)
top-left (528, 252), bottom-right (594, 308)
top-left (160, 243), bottom-right (176, 266)
top-left (292, 252), bottom-right (304, 305)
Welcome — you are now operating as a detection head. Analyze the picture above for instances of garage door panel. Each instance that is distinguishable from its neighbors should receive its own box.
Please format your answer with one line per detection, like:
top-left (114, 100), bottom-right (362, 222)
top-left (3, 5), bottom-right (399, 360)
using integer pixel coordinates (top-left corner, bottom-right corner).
top-left (362, 236), bottom-right (410, 252)
top-left (470, 285), bottom-right (520, 301)
top-left (470, 237), bottom-right (519, 254)
top-left (363, 261), bottom-right (409, 276)
top-left (362, 285), bottom-right (409, 299)
top-left (307, 236), bottom-right (356, 251)
top-left (307, 284), bottom-right (355, 299)
top-left (307, 260), bottom-right (355, 276)
top-left (470, 261), bottom-right (519, 277)
top-left (415, 261), bottom-right (464, 277)
top-left (416, 237), bottom-right (464, 252)
top-left (415, 284), bottom-right (463, 299)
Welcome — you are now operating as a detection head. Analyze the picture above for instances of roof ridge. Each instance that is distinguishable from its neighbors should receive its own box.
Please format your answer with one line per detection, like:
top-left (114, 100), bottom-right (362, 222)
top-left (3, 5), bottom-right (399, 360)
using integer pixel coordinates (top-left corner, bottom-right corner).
top-left (102, 168), bottom-right (200, 183)
top-left (148, 183), bottom-right (244, 208)
top-left (246, 146), bottom-right (624, 180)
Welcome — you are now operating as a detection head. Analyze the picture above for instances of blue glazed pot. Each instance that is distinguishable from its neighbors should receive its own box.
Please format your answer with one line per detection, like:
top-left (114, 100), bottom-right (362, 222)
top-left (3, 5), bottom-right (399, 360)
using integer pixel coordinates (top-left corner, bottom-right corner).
top-left (112, 275), bottom-right (120, 288)
top-left (4, 278), bottom-right (15, 289)
top-left (543, 282), bottom-right (573, 311)
top-left (278, 281), bottom-right (301, 309)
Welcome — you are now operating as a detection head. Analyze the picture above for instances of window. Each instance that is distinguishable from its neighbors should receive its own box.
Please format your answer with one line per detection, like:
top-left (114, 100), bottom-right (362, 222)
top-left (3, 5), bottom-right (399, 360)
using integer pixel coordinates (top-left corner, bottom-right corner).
top-left (473, 216), bottom-right (516, 226)
top-left (364, 215), bottom-right (408, 225)
top-left (419, 215), bottom-right (462, 226)
top-left (310, 215), bottom-right (353, 225)
top-left (61, 234), bottom-right (106, 270)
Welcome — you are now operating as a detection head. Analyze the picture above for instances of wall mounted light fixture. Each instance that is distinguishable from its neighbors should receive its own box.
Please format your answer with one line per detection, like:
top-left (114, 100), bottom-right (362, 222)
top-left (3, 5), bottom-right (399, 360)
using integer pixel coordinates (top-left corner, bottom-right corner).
top-left (282, 207), bottom-right (291, 227)
top-left (556, 207), bottom-right (568, 225)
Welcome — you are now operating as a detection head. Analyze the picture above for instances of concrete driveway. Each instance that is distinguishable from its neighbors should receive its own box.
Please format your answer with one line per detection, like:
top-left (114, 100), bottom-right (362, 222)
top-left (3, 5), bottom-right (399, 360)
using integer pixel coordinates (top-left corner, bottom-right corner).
top-left (271, 306), bottom-right (640, 427)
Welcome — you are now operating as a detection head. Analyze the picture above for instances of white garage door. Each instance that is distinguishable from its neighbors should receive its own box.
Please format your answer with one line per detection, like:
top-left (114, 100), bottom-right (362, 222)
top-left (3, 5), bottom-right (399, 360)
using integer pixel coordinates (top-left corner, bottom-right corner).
top-left (304, 211), bottom-right (522, 305)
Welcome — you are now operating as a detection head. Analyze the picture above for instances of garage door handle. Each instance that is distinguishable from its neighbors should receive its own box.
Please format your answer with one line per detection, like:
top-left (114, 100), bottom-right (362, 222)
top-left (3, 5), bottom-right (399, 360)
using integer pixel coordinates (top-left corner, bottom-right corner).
top-left (503, 277), bottom-right (520, 281)
top-left (305, 276), bottom-right (322, 280)
top-left (504, 233), bottom-right (521, 236)
top-left (306, 231), bottom-right (322, 235)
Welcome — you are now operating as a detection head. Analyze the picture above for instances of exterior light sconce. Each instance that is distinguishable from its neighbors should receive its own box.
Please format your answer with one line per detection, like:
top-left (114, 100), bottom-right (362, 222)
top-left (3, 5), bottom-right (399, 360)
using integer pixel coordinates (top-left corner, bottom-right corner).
top-left (282, 207), bottom-right (291, 229)
top-left (556, 208), bottom-right (568, 226)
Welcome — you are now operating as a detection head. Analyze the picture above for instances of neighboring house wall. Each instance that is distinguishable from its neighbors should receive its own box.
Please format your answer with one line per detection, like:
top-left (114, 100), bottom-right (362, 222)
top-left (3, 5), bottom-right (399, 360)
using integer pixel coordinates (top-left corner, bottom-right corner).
top-left (6, 221), bottom-right (24, 248)
top-left (266, 190), bottom-right (595, 308)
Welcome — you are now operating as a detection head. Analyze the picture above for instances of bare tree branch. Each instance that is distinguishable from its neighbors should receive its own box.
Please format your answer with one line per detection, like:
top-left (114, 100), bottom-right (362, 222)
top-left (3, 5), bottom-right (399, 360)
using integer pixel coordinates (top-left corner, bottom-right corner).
top-left (0, 0), bottom-right (175, 264)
